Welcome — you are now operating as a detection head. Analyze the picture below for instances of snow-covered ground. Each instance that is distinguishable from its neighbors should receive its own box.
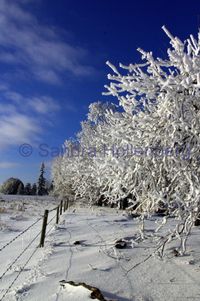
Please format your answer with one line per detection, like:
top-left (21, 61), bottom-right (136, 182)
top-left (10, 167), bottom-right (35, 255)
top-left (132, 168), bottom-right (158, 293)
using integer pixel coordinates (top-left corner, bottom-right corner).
top-left (1, 196), bottom-right (200, 301)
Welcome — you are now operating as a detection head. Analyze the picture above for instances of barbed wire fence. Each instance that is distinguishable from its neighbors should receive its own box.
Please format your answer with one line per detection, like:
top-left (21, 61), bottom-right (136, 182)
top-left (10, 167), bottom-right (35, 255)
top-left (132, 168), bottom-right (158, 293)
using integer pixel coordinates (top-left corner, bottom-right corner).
top-left (0, 217), bottom-right (43, 253)
top-left (0, 199), bottom-right (69, 301)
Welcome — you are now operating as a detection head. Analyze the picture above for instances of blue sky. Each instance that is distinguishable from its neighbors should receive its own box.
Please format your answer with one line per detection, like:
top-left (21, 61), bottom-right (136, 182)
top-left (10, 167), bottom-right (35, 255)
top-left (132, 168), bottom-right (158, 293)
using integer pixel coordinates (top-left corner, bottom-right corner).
top-left (0, 0), bottom-right (200, 185)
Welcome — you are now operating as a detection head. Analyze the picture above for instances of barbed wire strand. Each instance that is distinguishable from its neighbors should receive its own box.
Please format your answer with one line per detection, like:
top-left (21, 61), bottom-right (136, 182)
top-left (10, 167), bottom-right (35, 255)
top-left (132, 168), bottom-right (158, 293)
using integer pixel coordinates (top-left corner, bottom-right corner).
top-left (0, 210), bottom-right (58, 281)
top-left (0, 211), bottom-right (58, 300)
top-left (0, 207), bottom-right (59, 301)
top-left (0, 217), bottom-right (43, 253)
top-left (46, 213), bottom-right (57, 236)
top-left (0, 229), bottom-right (42, 281)
top-left (0, 205), bottom-right (57, 253)
top-left (0, 247), bottom-right (38, 301)
top-left (49, 206), bottom-right (58, 213)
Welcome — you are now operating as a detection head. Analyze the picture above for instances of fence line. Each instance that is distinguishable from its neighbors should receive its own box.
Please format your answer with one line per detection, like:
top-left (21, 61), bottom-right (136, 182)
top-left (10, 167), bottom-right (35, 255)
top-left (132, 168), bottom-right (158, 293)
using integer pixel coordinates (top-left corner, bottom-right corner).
top-left (0, 217), bottom-right (43, 253)
top-left (49, 206), bottom-right (58, 213)
top-left (0, 228), bottom-right (42, 281)
top-left (0, 199), bottom-right (68, 301)
top-left (46, 212), bottom-right (58, 236)
top-left (0, 247), bottom-right (38, 301)
top-left (0, 204), bottom-right (62, 253)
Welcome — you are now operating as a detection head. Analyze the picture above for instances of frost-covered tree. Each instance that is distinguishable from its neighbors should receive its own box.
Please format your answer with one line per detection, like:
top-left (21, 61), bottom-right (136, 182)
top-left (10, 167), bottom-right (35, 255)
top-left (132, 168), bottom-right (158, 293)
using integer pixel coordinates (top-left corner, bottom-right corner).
top-left (53, 26), bottom-right (200, 255)
top-left (52, 102), bottom-right (118, 204)
top-left (48, 180), bottom-right (54, 194)
top-left (103, 26), bottom-right (200, 255)
top-left (52, 144), bottom-right (77, 201)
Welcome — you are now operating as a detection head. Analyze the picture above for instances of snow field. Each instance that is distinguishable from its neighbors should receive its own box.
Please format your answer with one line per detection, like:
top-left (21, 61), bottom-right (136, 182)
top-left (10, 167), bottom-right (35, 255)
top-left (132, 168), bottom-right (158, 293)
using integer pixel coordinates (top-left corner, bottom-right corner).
top-left (1, 198), bottom-right (200, 300)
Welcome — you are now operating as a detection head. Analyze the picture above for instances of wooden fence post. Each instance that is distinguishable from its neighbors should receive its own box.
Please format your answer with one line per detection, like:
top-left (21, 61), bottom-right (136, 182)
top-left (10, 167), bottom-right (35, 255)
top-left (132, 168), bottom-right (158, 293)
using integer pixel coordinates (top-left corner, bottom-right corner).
top-left (56, 206), bottom-right (59, 224)
top-left (39, 209), bottom-right (49, 247)
top-left (60, 200), bottom-right (63, 215)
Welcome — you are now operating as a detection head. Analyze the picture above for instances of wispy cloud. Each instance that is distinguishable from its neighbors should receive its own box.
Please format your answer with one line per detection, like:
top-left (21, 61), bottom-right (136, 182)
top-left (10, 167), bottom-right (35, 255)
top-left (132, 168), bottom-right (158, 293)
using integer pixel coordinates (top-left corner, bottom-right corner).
top-left (28, 96), bottom-right (61, 114)
top-left (0, 0), bottom-right (95, 85)
top-left (0, 162), bottom-right (20, 168)
top-left (0, 110), bottom-right (41, 148)
top-left (3, 90), bottom-right (61, 114)
top-left (0, 1), bottom-right (80, 152)
top-left (0, 85), bottom-right (62, 148)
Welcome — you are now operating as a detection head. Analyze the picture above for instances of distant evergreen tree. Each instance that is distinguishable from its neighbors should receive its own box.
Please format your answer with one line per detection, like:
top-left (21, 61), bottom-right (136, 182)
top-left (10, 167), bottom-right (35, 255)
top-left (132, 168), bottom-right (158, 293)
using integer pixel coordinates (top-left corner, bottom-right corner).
top-left (31, 183), bottom-right (37, 195)
top-left (17, 183), bottom-right (24, 195)
top-left (37, 162), bottom-right (47, 196)
top-left (24, 183), bottom-right (31, 195)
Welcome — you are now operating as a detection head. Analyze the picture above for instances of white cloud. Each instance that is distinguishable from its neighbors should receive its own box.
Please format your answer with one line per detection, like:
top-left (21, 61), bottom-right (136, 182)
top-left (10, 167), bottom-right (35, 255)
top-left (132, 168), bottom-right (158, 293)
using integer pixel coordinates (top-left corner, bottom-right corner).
top-left (0, 1), bottom-right (81, 150)
top-left (28, 96), bottom-right (60, 114)
top-left (4, 91), bottom-right (24, 103)
top-left (0, 110), bottom-right (41, 148)
top-left (0, 93), bottom-right (62, 148)
top-left (34, 69), bottom-right (62, 85)
top-left (2, 85), bottom-right (61, 114)
top-left (0, 87), bottom-right (77, 148)
top-left (0, 0), bottom-right (95, 84)
top-left (0, 162), bottom-right (20, 168)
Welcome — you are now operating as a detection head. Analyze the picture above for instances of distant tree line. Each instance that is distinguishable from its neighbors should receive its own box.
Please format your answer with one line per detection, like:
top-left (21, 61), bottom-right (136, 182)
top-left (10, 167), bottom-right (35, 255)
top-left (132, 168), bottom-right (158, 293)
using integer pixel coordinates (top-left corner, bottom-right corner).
top-left (0, 163), bottom-right (53, 195)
